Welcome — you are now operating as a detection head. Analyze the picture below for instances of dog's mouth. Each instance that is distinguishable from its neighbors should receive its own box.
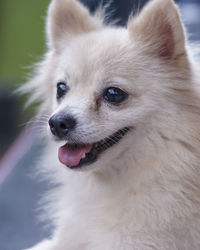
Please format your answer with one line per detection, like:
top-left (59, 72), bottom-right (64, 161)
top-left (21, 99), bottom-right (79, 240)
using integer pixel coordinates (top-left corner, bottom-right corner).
top-left (58, 127), bottom-right (130, 169)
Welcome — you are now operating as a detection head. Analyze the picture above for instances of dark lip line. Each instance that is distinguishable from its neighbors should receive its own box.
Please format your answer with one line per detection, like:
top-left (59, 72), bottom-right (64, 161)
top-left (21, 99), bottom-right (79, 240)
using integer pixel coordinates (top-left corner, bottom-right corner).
top-left (66, 126), bottom-right (132, 170)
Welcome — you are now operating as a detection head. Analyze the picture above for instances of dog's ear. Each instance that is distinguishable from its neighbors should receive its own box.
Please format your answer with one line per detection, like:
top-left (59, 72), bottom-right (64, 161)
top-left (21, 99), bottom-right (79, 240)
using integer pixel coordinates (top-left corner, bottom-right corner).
top-left (46, 0), bottom-right (101, 51)
top-left (128, 0), bottom-right (186, 61)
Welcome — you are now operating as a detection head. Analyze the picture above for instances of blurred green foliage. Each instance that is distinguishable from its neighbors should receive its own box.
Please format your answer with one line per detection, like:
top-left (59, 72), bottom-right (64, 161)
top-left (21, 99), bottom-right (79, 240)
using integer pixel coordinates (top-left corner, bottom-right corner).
top-left (0, 0), bottom-right (50, 86)
top-left (0, 0), bottom-right (50, 155)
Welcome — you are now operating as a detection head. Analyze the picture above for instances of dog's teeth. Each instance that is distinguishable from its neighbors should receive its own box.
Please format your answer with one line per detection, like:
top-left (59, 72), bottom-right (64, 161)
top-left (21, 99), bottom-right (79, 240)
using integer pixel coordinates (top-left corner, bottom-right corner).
top-left (82, 153), bottom-right (86, 159)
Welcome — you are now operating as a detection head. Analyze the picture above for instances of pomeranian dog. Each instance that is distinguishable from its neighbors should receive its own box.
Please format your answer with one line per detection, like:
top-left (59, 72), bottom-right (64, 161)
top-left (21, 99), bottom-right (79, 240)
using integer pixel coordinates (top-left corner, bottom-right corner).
top-left (22, 0), bottom-right (200, 249)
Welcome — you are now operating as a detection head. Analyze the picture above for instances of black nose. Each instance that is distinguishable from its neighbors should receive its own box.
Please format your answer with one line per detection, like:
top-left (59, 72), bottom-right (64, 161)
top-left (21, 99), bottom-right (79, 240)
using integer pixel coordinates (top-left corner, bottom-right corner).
top-left (48, 114), bottom-right (76, 138)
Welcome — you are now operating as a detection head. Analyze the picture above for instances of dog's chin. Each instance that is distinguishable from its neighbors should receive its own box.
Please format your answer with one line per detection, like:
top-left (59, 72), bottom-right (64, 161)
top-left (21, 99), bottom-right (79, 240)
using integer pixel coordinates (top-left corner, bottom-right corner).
top-left (57, 127), bottom-right (131, 171)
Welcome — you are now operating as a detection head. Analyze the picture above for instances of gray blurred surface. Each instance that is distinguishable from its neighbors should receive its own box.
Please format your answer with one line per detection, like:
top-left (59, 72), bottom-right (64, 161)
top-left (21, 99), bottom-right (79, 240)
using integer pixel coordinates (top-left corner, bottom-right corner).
top-left (0, 141), bottom-right (49, 250)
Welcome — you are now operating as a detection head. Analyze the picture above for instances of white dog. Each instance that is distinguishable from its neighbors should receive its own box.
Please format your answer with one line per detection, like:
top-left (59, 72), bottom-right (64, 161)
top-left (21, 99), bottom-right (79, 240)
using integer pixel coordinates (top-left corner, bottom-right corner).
top-left (23, 0), bottom-right (200, 249)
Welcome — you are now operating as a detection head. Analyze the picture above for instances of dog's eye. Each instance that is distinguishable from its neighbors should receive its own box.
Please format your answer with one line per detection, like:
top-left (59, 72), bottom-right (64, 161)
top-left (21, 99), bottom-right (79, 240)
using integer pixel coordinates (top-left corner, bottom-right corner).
top-left (103, 87), bottom-right (128, 105)
top-left (57, 82), bottom-right (68, 99)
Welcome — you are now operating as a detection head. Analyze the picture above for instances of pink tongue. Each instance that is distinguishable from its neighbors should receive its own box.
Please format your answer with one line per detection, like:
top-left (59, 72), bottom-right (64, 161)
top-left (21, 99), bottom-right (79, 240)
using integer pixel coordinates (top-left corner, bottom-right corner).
top-left (58, 144), bottom-right (92, 167)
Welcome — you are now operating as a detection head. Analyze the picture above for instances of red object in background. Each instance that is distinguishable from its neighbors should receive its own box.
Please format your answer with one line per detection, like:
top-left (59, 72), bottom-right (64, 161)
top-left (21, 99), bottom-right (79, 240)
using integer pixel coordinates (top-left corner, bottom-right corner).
top-left (0, 128), bottom-right (35, 185)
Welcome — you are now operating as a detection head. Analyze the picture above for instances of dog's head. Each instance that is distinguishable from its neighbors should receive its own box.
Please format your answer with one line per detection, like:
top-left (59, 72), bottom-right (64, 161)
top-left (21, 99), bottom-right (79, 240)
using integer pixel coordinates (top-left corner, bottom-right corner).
top-left (24, 0), bottom-right (192, 171)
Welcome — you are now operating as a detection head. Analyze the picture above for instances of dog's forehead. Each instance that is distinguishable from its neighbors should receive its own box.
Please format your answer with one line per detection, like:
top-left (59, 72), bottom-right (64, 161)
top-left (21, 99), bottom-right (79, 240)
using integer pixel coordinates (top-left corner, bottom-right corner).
top-left (57, 28), bottom-right (136, 80)
top-left (73, 28), bottom-right (128, 56)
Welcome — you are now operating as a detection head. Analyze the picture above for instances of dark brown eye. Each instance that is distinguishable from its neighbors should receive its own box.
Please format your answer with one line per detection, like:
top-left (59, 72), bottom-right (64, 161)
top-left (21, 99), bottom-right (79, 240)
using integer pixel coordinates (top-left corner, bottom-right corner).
top-left (103, 87), bottom-right (128, 105)
top-left (57, 82), bottom-right (68, 99)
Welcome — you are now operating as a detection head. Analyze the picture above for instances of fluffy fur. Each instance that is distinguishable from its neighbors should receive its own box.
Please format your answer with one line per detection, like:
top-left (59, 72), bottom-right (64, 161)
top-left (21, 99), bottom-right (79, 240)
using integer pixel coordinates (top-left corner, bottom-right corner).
top-left (23, 0), bottom-right (200, 249)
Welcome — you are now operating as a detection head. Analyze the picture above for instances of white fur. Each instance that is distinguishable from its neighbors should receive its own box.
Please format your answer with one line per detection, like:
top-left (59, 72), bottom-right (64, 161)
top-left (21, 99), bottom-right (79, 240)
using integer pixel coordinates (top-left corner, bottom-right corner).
top-left (23, 0), bottom-right (200, 249)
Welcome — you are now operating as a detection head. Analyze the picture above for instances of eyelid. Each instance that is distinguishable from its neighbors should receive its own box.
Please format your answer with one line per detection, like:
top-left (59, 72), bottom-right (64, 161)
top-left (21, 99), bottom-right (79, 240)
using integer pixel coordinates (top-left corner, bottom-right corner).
top-left (105, 81), bottom-right (140, 99)
top-left (99, 79), bottom-right (129, 93)
top-left (57, 80), bottom-right (66, 86)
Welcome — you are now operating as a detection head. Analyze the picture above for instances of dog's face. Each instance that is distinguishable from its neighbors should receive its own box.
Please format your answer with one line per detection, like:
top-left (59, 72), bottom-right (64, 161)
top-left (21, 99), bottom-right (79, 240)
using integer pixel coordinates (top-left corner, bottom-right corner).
top-left (33, 0), bottom-right (189, 171)
top-left (48, 30), bottom-right (155, 170)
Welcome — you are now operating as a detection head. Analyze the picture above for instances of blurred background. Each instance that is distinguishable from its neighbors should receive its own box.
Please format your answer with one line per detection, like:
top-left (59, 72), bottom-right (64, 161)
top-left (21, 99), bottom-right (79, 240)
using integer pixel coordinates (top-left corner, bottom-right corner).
top-left (0, 0), bottom-right (199, 249)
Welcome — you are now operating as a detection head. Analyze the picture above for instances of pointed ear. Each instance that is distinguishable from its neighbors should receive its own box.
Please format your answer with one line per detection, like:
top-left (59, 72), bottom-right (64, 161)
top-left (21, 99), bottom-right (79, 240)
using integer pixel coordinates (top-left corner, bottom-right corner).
top-left (46, 0), bottom-right (101, 51)
top-left (128, 0), bottom-right (186, 60)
